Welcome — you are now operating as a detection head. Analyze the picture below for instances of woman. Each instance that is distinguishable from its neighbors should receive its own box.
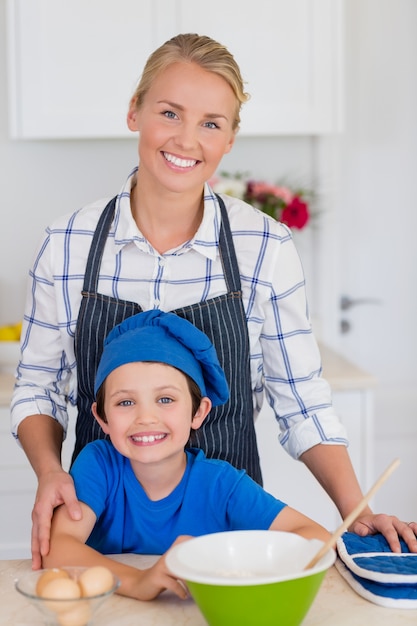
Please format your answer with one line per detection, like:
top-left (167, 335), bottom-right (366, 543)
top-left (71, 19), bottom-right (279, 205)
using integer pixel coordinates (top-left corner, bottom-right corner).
top-left (11, 33), bottom-right (416, 569)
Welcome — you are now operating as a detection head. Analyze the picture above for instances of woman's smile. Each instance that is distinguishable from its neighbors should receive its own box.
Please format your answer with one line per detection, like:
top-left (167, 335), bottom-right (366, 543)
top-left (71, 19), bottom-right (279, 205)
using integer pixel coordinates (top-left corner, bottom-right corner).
top-left (162, 151), bottom-right (199, 170)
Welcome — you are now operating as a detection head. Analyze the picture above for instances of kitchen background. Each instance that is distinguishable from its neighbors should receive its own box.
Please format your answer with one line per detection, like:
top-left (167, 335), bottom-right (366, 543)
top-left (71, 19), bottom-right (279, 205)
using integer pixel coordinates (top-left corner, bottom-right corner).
top-left (0, 0), bottom-right (416, 556)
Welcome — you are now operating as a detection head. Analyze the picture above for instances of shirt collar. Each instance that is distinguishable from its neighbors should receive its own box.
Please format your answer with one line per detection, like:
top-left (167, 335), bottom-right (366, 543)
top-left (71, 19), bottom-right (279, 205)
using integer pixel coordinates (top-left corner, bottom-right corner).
top-left (192, 183), bottom-right (221, 261)
top-left (113, 170), bottom-right (221, 261)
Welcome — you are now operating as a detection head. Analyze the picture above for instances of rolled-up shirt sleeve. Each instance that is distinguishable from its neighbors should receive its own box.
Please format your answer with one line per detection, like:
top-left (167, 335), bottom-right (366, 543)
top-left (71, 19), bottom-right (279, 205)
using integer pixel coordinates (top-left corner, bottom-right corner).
top-left (11, 227), bottom-right (77, 442)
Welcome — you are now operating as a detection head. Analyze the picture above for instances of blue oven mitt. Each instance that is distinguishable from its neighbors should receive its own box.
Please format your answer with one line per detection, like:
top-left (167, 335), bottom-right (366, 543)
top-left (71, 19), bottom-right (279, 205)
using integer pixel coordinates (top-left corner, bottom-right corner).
top-left (336, 532), bottom-right (417, 608)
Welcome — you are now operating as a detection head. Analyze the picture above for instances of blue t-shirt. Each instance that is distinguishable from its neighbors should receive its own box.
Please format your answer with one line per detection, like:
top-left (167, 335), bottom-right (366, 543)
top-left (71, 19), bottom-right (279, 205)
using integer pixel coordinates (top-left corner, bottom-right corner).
top-left (70, 441), bottom-right (286, 554)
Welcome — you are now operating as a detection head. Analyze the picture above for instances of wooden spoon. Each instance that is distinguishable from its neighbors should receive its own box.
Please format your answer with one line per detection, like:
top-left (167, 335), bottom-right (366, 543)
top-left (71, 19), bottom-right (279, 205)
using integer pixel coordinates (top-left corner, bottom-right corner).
top-left (303, 457), bottom-right (401, 570)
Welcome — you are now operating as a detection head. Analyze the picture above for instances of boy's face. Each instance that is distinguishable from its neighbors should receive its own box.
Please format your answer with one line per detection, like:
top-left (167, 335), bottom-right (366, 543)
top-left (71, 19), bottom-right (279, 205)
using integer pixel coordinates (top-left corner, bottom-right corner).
top-left (92, 361), bottom-right (210, 468)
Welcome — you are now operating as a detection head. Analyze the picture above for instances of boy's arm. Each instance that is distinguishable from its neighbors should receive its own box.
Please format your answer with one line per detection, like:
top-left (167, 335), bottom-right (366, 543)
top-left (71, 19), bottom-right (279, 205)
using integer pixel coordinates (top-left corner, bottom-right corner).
top-left (44, 503), bottom-right (187, 601)
top-left (269, 506), bottom-right (331, 543)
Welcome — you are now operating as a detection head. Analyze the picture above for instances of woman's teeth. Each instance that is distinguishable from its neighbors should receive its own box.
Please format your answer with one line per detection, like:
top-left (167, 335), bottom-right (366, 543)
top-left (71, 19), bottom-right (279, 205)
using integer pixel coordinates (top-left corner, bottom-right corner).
top-left (163, 152), bottom-right (197, 168)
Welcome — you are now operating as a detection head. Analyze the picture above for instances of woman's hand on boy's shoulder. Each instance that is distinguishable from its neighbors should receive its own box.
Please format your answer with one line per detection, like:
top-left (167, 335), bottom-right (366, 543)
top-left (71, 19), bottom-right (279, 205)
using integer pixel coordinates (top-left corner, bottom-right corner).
top-left (32, 469), bottom-right (82, 569)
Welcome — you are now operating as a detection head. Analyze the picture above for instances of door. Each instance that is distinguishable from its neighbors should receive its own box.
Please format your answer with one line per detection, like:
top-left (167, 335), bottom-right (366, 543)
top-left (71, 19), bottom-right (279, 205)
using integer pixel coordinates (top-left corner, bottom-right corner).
top-left (321, 0), bottom-right (417, 520)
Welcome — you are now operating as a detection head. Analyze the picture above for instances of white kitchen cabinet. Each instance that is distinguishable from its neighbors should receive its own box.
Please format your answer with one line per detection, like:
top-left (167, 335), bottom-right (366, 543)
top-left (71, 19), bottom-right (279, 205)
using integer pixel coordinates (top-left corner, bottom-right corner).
top-left (6, 0), bottom-right (177, 139)
top-left (6, 0), bottom-right (343, 139)
top-left (177, 0), bottom-right (344, 136)
top-left (255, 344), bottom-right (377, 531)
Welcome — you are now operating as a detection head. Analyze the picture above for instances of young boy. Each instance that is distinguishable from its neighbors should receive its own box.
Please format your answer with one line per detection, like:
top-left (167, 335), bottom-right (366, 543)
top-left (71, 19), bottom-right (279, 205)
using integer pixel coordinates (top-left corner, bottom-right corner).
top-left (43, 310), bottom-right (330, 601)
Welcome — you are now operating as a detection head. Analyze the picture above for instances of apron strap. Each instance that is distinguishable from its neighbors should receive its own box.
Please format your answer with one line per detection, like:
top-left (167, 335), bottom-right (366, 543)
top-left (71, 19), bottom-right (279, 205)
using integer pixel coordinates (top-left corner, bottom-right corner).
top-left (215, 194), bottom-right (242, 293)
top-left (82, 196), bottom-right (117, 293)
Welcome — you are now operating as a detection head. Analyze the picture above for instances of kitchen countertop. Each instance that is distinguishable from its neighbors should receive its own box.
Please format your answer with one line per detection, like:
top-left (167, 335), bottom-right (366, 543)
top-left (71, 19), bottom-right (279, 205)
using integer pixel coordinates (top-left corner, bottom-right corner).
top-left (0, 343), bottom-right (377, 408)
top-left (2, 554), bottom-right (417, 625)
top-left (319, 343), bottom-right (377, 391)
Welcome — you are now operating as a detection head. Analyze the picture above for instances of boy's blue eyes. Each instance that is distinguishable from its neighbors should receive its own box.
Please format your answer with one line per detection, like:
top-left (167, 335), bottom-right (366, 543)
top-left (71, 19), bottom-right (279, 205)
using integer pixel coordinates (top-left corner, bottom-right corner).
top-left (117, 397), bottom-right (173, 406)
top-left (119, 399), bottom-right (134, 407)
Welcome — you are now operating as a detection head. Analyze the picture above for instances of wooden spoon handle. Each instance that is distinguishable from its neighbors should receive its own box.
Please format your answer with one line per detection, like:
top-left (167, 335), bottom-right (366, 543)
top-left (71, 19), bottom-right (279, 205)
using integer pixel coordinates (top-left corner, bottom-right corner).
top-left (303, 457), bottom-right (401, 571)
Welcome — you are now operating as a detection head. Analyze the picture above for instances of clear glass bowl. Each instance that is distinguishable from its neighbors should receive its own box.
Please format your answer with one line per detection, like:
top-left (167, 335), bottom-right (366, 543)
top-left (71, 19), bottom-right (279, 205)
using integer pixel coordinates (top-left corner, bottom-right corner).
top-left (15, 566), bottom-right (120, 626)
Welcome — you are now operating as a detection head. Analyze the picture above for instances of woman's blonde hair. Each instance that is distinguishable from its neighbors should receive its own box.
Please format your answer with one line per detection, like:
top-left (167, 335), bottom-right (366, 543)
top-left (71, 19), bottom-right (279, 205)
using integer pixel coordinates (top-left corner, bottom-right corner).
top-left (131, 33), bottom-right (249, 130)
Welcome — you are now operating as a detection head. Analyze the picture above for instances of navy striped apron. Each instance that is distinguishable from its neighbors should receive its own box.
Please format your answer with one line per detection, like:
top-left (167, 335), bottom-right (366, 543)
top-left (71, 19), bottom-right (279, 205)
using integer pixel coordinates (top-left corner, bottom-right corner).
top-left (74, 195), bottom-right (262, 484)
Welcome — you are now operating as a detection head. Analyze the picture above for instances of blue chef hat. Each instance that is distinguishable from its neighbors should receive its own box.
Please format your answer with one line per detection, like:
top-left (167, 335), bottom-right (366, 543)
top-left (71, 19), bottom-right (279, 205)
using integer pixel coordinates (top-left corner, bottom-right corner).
top-left (94, 309), bottom-right (229, 407)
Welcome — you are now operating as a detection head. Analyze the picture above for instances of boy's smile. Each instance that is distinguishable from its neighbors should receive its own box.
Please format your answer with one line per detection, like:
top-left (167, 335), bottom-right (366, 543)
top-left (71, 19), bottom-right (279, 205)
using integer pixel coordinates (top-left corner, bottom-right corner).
top-left (130, 432), bottom-right (167, 445)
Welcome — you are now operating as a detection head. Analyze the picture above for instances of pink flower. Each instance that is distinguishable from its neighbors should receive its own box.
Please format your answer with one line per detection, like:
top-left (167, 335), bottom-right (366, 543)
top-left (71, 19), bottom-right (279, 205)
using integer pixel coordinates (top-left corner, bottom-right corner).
top-left (281, 196), bottom-right (309, 229)
top-left (270, 185), bottom-right (294, 204)
top-left (246, 182), bottom-right (293, 204)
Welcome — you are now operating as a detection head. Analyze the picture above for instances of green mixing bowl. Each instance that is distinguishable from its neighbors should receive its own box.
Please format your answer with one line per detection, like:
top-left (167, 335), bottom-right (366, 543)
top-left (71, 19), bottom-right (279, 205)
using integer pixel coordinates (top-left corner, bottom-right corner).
top-left (166, 530), bottom-right (335, 626)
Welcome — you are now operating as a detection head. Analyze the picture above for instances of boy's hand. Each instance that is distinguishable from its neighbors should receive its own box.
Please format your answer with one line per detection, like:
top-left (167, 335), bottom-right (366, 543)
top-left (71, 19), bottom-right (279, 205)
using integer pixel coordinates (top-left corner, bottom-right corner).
top-left (132, 536), bottom-right (193, 601)
top-left (31, 470), bottom-right (82, 570)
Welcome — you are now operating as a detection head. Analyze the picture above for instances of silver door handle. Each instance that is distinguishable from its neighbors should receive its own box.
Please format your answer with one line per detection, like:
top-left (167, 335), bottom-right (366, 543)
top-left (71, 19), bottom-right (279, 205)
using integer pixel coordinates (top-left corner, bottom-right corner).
top-left (340, 295), bottom-right (382, 311)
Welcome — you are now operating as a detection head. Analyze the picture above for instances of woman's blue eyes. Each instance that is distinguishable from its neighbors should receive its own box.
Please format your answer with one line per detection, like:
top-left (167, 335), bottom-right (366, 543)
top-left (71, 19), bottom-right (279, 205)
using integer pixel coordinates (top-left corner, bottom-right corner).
top-left (158, 397), bottom-right (173, 404)
top-left (162, 111), bottom-right (219, 129)
top-left (203, 121), bottom-right (219, 129)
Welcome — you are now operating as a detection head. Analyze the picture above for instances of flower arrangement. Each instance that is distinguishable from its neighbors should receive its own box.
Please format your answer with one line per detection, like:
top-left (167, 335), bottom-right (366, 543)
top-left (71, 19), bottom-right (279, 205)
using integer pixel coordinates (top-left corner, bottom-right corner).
top-left (210, 172), bottom-right (311, 230)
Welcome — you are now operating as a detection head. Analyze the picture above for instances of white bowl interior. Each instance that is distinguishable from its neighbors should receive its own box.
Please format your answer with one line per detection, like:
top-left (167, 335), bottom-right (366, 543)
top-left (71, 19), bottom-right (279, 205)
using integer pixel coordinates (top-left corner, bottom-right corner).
top-left (166, 530), bottom-right (335, 586)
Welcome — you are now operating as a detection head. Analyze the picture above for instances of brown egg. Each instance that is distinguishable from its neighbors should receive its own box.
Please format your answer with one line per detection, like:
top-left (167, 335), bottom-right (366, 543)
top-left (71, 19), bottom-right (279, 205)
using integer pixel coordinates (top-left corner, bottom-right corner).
top-left (40, 577), bottom-right (82, 614)
top-left (36, 568), bottom-right (70, 596)
top-left (40, 577), bottom-right (81, 600)
top-left (78, 566), bottom-right (114, 597)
